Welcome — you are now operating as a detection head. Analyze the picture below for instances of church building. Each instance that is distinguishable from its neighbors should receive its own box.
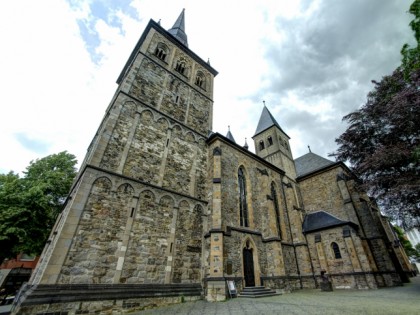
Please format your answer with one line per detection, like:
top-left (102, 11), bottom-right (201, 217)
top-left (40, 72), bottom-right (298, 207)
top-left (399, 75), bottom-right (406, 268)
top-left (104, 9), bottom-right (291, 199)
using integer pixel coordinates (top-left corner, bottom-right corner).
top-left (14, 10), bottom-right (412, 314)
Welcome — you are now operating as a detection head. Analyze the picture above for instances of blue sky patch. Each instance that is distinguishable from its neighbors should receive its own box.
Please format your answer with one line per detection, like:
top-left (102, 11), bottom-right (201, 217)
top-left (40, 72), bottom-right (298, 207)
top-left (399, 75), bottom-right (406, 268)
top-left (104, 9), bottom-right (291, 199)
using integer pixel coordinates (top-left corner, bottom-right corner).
top-left (67, 0), bottom-right (138, 64)
top-left (15, 133), bottom-right (50, 154)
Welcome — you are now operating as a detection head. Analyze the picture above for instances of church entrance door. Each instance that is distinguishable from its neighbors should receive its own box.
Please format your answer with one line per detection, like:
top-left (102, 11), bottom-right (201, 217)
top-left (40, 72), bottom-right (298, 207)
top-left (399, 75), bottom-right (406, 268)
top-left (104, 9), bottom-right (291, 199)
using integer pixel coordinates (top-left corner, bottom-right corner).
top-left (243, 247), bottom-right (255, 287)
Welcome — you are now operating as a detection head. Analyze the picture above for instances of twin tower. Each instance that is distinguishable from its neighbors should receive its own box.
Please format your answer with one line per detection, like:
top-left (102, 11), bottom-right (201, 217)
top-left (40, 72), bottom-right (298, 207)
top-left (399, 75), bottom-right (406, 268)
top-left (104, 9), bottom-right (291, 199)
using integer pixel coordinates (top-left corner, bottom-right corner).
top-left (16, 10), bottom-right (410, 314)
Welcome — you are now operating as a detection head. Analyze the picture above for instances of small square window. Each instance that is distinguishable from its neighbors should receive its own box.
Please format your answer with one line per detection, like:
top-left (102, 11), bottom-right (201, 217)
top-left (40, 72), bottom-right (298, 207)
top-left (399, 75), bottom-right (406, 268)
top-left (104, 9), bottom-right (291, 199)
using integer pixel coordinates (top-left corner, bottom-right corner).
top-left (343, 228), bottom-right (351, 237)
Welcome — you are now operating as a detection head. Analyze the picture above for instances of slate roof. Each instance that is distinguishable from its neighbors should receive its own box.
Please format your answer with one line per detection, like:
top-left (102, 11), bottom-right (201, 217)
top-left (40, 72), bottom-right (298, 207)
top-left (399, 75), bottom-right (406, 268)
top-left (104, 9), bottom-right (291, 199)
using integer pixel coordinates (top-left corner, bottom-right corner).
top-left (302, 211), bottom-right (358, 233)
top-left (168, 9), bottom-right (188, 47)
top-left (226, 130), bottom-right (236, 143)
top-left (253, 106), bottom-right (289, 138)
top-left (294, 152), bottom-right (335, 177)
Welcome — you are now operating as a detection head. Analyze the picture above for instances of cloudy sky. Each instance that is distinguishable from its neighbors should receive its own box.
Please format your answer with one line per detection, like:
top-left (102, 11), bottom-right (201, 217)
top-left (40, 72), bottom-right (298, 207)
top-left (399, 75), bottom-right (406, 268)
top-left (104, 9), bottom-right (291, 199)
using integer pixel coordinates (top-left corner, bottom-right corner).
top-left (0, 0), bottom-right (414, 175)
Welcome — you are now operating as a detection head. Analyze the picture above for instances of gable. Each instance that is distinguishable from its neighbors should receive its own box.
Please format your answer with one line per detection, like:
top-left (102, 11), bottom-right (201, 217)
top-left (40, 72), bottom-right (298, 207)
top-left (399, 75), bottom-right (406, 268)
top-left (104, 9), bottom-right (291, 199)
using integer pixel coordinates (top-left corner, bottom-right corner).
top-left (302, 210), bottom-right (359, 233)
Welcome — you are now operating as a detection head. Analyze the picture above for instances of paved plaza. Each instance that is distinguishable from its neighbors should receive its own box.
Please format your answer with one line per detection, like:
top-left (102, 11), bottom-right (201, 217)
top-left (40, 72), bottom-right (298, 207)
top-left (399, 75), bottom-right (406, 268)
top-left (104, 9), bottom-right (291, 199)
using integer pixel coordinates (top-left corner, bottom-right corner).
top-left (134, 276), bottom-right (420, 315)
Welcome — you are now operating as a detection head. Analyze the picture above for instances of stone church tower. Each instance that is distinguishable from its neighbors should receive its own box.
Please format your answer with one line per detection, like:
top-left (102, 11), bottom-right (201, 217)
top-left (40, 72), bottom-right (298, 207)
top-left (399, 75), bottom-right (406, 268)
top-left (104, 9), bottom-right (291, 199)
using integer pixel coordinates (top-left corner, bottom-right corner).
top-left (253, 105), bottom-right (296, 179)
top-left (17, 11), bottom-right (218, 314)
top-left (15, 10), bottom-right (412, 315)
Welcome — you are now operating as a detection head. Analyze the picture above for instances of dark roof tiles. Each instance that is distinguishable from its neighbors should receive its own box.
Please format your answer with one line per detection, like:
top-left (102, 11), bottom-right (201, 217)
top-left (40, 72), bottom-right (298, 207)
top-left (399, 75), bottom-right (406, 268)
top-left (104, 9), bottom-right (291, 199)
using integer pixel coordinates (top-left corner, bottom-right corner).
top-left (168, 9), bottom-right (188, 47)
top-left (294, 152), bottom-right (335, 177)
top-left (253, 106), bottom-right (289, 138)
top-left (302, 211), bottom-right (358, 233)
top-left (226, 130), bottom-right (236, 143)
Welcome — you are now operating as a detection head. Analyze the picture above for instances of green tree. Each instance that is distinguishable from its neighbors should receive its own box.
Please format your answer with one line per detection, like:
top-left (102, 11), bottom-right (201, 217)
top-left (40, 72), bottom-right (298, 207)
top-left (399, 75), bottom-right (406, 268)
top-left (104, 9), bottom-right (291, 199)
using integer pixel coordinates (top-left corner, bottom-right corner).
top-left (0, 172), bottom-right (26, 263)
top-left (0, 151), bottom-right (77, 263)
top-left (401, 0), bottom-right (420, 79)
top-left (416, 243), bottom-right (420, 259)
top-left (394, 226), bottom-right (419, 260)
top-left (332, 1), bottom-right (420, 225)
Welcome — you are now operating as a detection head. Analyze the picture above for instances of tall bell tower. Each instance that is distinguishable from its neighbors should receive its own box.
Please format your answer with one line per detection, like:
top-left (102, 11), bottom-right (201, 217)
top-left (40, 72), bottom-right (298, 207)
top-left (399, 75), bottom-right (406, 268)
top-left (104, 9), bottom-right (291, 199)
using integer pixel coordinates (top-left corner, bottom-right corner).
top-left (25, 10), bottom-right (218, 312)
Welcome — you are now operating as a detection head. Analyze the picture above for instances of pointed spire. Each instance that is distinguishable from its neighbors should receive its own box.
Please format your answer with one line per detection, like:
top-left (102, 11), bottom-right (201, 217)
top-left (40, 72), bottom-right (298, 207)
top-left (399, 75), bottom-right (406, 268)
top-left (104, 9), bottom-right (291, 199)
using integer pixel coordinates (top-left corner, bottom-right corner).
top-left (226, 126), bottom-right (236, 143)
top-left (168, 9), bottom-right (188, 47)
top-left (243, 138), bottom-right (249, 150)
top-left (254, 102), bottom-right (285, 136)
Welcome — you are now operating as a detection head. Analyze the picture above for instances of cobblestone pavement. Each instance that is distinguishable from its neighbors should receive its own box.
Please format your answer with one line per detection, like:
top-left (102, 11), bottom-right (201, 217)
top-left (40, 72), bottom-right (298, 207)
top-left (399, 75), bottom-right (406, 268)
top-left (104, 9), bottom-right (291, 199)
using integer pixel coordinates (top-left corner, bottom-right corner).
top-left (133, 276), bottom-right (420, 315)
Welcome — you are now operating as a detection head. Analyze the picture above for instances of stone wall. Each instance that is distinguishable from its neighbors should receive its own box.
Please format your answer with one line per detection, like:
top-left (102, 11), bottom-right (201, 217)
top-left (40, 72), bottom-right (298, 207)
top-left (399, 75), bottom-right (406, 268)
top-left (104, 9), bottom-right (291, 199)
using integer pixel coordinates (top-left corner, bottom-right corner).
top-left (282, 244), bottom-right (299, 276)
top-left (51, 168), bottom-right (207, 286)
top-left (172, 202), bottom-right (203, 283)
top-left (298, 164), bottom-right (406, 287)
top-left (95, 94), bottom-right (208, 200)
top-left (124, 31), bottom-right (214, 136)
top-left (299, 167), bottom-right (355, 221)
top-left (305, 225), bottom-right (379, 289)
top-left (58, 177), bottom-right (132, 284)
top-left (215, 142), bottom-right (287, 239)
top-left (204, 139), bottom-right (316, 293)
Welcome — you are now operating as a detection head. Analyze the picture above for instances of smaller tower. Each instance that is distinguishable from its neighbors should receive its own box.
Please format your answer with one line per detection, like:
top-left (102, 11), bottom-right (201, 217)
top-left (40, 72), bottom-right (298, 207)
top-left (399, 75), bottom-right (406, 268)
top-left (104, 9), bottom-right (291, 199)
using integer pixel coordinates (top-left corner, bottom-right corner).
top-left (252, 105), bottom-right (296, 178)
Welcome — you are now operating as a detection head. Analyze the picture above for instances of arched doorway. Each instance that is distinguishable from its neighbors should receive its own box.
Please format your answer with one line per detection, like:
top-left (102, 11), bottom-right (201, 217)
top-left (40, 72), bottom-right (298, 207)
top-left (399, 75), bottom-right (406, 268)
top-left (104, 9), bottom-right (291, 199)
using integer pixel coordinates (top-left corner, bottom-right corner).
top-left (243, 241), bottom-right (255, 287)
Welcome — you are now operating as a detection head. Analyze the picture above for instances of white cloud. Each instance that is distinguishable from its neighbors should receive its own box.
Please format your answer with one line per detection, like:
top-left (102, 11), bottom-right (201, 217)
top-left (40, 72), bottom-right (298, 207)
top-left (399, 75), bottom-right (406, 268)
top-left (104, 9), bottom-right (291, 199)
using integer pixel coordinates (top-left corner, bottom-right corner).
top-left (0, 0), bottom-right (414, 174)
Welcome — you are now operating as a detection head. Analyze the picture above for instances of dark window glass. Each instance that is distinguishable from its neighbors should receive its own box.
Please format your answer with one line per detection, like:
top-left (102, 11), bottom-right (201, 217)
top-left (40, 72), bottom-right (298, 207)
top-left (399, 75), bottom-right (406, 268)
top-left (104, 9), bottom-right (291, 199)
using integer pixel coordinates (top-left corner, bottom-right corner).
top-left (238, 167), bottom-right (249, 227)
top-left (271, 182), bottom-right (281, 238)
top-left (175, 61), bottom-right (186, 75)
top-left (154, 47), bottom-right (167, 61)
top-left (331, 242), bottom-right (342, 259)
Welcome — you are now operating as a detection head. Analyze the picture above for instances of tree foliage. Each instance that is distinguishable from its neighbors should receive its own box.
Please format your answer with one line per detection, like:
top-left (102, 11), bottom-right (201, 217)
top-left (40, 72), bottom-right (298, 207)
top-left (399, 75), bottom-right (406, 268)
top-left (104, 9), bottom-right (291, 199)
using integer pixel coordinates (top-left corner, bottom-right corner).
top-left (332, 1), bottom-right (420, 226)
top-left (0, 151), bottom-right (77, 263)
top-left (401, 0), bottom-right (420, 78)
top-left (394, 226), bottom-right (420, 260)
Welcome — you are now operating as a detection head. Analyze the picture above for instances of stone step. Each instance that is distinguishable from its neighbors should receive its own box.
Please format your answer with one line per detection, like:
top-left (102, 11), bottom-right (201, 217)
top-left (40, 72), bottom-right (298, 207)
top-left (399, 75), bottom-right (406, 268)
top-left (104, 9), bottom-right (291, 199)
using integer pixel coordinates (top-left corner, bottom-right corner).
top-left (238, 286), bottom-right (281, 298)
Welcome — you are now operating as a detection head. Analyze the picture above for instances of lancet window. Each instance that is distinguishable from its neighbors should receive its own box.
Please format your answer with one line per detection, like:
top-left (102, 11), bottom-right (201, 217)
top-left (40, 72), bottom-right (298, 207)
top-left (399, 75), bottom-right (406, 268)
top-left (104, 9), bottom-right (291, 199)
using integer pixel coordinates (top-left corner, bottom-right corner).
top-left (238, 167), bottom-right (249, 227)
top-left (271, 182), bottom-right (281, 238)
top-left (331, 242), bottom-right (342, 259)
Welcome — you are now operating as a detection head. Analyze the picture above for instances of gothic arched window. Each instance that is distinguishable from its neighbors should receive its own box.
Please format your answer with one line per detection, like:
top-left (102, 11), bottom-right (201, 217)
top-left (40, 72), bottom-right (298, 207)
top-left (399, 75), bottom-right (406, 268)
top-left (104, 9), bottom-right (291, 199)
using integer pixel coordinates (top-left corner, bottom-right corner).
top-left (238, 167), bottom-right (249, 227)
top-left (267, 136), bottom-right (273, 146)
top-left (259, 140), bottom-right (265, 151)
top-left (271, 182), bottom-right (281, 238)
top-left (331, 242), bottom-right (342, 259)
